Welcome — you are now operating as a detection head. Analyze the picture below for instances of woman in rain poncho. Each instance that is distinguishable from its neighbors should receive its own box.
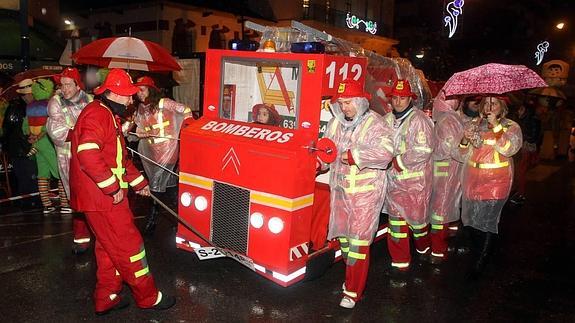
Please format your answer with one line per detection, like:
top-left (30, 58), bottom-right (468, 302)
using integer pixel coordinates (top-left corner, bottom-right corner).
top-left (321, 80), bottom-right (394, 309)
top-left (459, 96), bottom-right (522, 278)
top-left (133, 76), bottom-right (192, 234)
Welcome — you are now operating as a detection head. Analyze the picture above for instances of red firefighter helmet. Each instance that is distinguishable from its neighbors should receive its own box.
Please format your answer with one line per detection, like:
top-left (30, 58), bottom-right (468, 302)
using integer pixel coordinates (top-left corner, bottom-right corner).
top-left (53, 67), bottom-right (84, 90)
top-left (331, 79), bottom-right (371, 102)
top-left (94, 68), bottom-right (139, 96)
top-left (390, 79), bottom-right (417, 99)
top-left (252, 103), bottom-right (282, 126)
top-left (135, 76), bottom-right (159, 91)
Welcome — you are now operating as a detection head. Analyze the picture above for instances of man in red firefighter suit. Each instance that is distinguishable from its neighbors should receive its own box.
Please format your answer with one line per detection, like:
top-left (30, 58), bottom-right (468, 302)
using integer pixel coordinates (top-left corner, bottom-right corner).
top-left (459, 96), bottom-right (522, 279)
top-left (382, 80), bottom-right (434, 271)
top-left (47, 67), bottom-right (93, 254)
top-left (69, 69), bottom-right (175, 315)
top-left (428, 91), bottom-right (479, 263)
top-left (321, 80), bottom-right (394, 308)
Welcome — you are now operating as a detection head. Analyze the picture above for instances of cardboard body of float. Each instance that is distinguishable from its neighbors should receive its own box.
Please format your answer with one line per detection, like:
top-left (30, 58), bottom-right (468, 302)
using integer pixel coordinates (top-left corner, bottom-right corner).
top-left (175, 49), bottom-right (388, 287)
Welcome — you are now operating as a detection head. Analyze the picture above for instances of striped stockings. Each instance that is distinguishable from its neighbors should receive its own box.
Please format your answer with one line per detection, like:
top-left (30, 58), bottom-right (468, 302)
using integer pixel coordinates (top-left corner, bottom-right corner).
top-left (58, 180), bottom-right (69, 208)
top-left (38, 178), bottom-right (52, 208)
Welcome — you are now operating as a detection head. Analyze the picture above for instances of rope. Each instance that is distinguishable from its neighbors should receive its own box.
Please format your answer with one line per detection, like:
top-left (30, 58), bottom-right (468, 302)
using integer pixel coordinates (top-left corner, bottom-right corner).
top-left (126, 146), bottom-right (179, 177)
top-left (0, 189), bottom-right (58, 204)
top-left (128, 132), bottom-right (180, 141)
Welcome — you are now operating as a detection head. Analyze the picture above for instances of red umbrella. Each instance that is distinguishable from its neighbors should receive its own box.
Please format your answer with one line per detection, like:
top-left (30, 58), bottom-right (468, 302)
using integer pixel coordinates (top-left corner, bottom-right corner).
top-left (0, 68), bottom-right (61, 101)
top-left (72, 37), bottom-right (181, 72)
top-left (443, 63), bottom-right (547, 97)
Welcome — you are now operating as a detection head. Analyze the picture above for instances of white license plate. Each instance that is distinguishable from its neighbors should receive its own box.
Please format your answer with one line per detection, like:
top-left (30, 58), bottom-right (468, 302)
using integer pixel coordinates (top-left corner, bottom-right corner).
top-left (194, 247), bottom-right (255, 271)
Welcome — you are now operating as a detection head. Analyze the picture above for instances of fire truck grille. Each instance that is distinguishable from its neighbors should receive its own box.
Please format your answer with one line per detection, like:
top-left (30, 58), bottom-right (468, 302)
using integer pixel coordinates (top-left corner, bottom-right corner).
top-left (211, 182), bottom-right (250, 254)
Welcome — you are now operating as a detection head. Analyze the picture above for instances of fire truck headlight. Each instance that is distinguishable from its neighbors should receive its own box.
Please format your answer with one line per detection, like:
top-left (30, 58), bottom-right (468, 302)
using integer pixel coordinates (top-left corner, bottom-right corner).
top-left (194, 196), bottom-right (208, 211)
top-left (180, 192), bottom-right (192, 207)
top-left (268, 217), bottom-right (284, 234)
top-left (250, 212), bottom-right (264, 229)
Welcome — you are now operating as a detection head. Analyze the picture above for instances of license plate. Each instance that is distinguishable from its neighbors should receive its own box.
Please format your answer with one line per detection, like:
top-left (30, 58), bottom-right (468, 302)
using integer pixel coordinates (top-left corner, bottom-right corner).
top-left (194, 247), bottom-right (255, 271)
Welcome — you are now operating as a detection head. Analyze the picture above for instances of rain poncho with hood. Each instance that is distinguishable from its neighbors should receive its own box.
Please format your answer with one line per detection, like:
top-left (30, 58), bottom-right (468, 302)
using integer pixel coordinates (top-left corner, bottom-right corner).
top-left (324, 97), bottom-right (394, 244)
top-left (428, 91), bottom-right (468, 226)
top-left (383, 107), bottom-right (435, 226)
top-left (134, 98), bottom-right (191, 192)
top-left (46, 90), bottom-right (93, 195)
top-left (460, 114), bottom-right (522, 233)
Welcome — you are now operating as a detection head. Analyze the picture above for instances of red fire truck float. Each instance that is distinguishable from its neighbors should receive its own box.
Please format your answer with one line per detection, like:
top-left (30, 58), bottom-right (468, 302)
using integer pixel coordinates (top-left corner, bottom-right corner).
top-left (175, 22), bottom-right (430, 287)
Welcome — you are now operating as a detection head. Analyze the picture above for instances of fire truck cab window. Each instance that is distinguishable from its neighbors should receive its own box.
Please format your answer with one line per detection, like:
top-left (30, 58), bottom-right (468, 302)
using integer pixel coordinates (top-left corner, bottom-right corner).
top-left (220, 58), bottom-right (301, 129)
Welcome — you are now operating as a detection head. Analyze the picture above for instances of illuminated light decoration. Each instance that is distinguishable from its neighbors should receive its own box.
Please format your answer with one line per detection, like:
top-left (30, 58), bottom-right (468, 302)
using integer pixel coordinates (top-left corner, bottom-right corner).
top-left (346, 13), bottom-right (378, 35)
top-left (444, 0), bottom-right (464, 38)
top-left (194, 195), bottom-right (208, 211)
top-left (180, 192), bottom-right (192, 207)
top-left (535, 41), bottom-right (550, 66)
top-left (250, 212), bottom-right (264, 229)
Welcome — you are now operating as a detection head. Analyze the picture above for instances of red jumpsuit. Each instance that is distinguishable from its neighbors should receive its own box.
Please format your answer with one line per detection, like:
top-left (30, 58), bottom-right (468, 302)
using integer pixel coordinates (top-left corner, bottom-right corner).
top-left (383, 108), bottom-right (434, 269)
top-left (69, 100), bottom-right (159, 312)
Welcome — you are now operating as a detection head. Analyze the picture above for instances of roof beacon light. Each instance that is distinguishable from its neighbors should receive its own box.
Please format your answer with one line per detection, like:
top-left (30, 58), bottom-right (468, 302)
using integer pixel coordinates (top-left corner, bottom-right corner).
top-left (291, 42), bottom-right (325, 54)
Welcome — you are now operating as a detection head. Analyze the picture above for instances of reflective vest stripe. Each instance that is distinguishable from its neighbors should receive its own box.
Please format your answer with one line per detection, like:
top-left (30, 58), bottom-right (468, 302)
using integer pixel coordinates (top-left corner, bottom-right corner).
top-left (396, 155), bottom-right (407, 170)
top-left (130, 249), bottom-right (146, 263)
top-left (358, 115), bottom-right (374, 142)
top-left (502, 140), bottom-right (511, 151)
top-left (431, 213), bottom-right (444, 223)
top-left (395, 171), bottom-right (423, 180)
top-left (134, 266), bottom-right (150, 278)
top-left (349, 238), bottom-right (369, 246)
top-left (414, 146), bottom-right (432, 153)
top-left (77, 142), bottom-right (100, 152)
top-left (413, 231), bottom-right (428, 238)
top-left (339, 237), bottom-right (348, 243)
top-left (340, 246), bottom-right (350, 253)
top-left (129, 175), bottom-right (145, 187)
top-left (111, 137), bottom-right (128, 189)
top-left (468, 160), bottom-right (509, 169)
top-left (410, 223), bottom-right (428, 230)
top-left (97, 175), bottom-right (117, 189)
top-left (434, 161), bottom-right (449, 177)
top-left (431, 224), bottom-right (444, 230)
top-left (329, 119), bottom-right (339, 137)
top-left (347, 251), bottom-right (366, 260)
top-left (492, 124), bottom-right (503, 133)
top-left (483, 139), bottom-right (497, 145)
top-left (342, 167), bottom-right (375, 194)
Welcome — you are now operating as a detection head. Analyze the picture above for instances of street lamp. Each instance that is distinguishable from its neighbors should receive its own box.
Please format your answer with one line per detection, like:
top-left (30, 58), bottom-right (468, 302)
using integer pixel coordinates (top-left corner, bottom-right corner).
top-left (556, 22), bottom-right (565, 30)
top-left (64, 19), bottom-right (73, 25)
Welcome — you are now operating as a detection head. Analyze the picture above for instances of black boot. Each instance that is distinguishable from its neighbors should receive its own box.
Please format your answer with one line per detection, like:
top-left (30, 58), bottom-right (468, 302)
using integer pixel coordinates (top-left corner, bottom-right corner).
top-left (467, 230), bottom-right (496, 280)
top-left (144, 202), bottom-right (160, 236)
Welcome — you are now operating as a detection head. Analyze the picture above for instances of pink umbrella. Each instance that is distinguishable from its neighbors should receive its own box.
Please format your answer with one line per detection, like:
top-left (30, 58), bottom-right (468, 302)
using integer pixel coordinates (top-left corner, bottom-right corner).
top-left (443, 63), bottom-right (547, 97)
top-left (72, 37), bottom-right (181, 72)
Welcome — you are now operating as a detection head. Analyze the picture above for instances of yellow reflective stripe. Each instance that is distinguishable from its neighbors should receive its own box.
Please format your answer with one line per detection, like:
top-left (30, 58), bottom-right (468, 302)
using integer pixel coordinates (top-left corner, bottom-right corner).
top-left (159, 98), bottom-right (165, 110)
top-left (483, 139), bottom-right (497, 145)
top-left (180, 172), bottom-right (214, 190)
top-left (435, 161), bottom-right (449, 167)
top-left (134, 266), bottom-right (150, 278)
top-left (434, 161), bottom-right (449, 177)
top-left (329, 119), bottom-right (339, 136)
top-left (502, 140), bottom-right (511, 151)
top-left (431, 213), bottom-right (444, 222)
top-left (389, 219), bottom-right (407, 226)
top-left (344, 172), bottom-right (376, 181)
top-left (112, 137), bottom-right (128, 189)
top-left (468, 160), bottom-right (509, 169)
top-left (493, 124), bottom-right (503, 133)
top-left (344, 185), bottom-right (375, 194)
top-left (413, 232), bottom-right (428, 238)
top-left (414, 146), bottom-right (432, 153)
top-left (339, 237), bottom-right (348, 243)
top-left (77, 142), bottom-right (100, 152)
top-left (395, 171), bottom-right (423, 180)
top-left (129, 175), bottom-right (145, 187)
top-left (250, 192), bottom-right (314, 212)
top-left (347, 251), bottom-right (366, 260)
top-left (349, 238), bottom-right (369, 246)
top-left (343, 290), bottom-right (358, 298)
top-left (358, 115), bottom-right (374, 141)
top-left (431, 224), bottom-right (444, 230)
top-left (391, 262), bottom-right (410, 268)
top-left (97, 175), bottom-right (117, 188)
top-left (396, 155), bottom-right (406, 170)
top-left (152, 120), bottom-right (170, 130)
top-left (411, 223), bottom-right (428, 230)
top-left (341, 247), bottom-right (350, 252)
top-left (390, 231), bottom-right (408, 239)
top-left (130, 249), bottom-right (146, 263)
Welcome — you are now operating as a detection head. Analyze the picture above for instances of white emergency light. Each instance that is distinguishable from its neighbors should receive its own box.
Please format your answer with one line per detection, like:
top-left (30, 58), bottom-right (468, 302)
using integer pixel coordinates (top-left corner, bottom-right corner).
top-left (268, 217), bottom-right (284, 234)
top-left (250, 212), bottom-right (264, 229)
top-left (180, 192), bottom-right (192, 207)
top-left (194, 196), bottom-right (208, 211)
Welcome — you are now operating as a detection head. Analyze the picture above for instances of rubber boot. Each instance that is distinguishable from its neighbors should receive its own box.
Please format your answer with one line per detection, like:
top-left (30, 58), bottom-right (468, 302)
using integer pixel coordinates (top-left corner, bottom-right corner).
top-left (144, 202), bottom-right (160, 236)
top-left (467, 230), bottom-right (495, 280)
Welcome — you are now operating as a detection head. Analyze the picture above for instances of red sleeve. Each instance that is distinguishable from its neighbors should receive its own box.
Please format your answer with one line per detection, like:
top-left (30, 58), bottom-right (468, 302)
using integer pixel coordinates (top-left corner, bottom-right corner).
top-left (346, 149), bottom-right (356, 166)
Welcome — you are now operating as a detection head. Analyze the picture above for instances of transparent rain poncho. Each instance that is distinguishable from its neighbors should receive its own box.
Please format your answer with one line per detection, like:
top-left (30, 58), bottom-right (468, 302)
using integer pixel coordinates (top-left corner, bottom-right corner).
top-left (460, 117), bottom-right (522, 233)
top-left (382, 108), bottom-right (435, 226)
top-left (324, 98), bottom-right (394, 244)
top-left (428, 90), bottom-right (466, 225)
top-left (134, 98), bottom-right (190, 193)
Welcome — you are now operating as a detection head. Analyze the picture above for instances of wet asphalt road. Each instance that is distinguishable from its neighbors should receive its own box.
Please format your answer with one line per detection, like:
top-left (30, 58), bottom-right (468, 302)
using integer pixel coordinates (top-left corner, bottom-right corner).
top-left (0, 160), bottom-right (574, 322)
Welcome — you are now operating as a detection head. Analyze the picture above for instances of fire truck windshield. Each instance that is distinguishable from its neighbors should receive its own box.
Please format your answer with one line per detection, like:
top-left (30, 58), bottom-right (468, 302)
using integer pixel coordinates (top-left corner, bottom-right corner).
top-left (219, 58), bottom-right (301, 130)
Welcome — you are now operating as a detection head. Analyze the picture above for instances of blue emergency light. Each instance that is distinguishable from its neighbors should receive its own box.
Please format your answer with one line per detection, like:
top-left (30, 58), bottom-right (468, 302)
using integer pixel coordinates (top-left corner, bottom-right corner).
top-left (228, 39), bottom-right (259, 51)
top-left (290, 42), bottom-right (325, 53)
